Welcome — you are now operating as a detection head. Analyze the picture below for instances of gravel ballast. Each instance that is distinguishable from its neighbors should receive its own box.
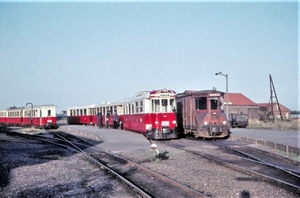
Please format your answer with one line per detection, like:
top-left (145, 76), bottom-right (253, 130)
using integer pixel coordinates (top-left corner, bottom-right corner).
top-left (0, 133), bottom-right (138, 198)
top-left (1, 126), bottom-right (299, 198)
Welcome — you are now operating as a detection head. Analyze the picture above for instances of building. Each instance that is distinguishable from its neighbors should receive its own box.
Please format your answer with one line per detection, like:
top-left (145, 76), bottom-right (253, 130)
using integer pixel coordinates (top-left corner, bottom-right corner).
top-left (257, 103), bottom-right (291, 120)
top-left (224, 93), bottom-right (259, 120)
top-left (223, 92), bottom-right (291, 121)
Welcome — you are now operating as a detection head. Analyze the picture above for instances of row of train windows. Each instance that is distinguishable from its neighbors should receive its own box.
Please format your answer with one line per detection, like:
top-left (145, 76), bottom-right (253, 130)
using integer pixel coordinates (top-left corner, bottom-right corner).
top-left (68, 99), bottom-right (176, 116)
top-left (195, 97), bottom-right (221, 110)
top-left (8, 112), bottom-right (21, 117)
top-left (0, 112), bottom-right (7, 117)
top-left (69, 108), bottom-right (116, 116)
top-left (124, 99), bottom-right (175, 114)
top-left (5, 110), bottom-right (52, 117)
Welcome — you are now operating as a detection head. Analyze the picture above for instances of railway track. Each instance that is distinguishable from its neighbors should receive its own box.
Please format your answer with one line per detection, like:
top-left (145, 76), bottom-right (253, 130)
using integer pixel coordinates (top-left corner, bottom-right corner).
top-left (160, 137), bottom-right (300, 196)
top-left (5, 129), bottom-right (207, 198)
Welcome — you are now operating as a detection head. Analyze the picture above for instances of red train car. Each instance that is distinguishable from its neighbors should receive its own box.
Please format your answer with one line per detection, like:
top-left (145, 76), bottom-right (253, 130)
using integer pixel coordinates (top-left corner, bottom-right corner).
top-left (66, 102), bottom-right (123, 128)
top-left (0, 105), bottom-right (58, 129)
top-left (122, 89), bottom-right (178, 139)
top-left (66, 104), bottom-right (96, 125)
top-left (66, 89), bottom-right (178, 140)
top-left (94, 102), bottom-right (123, 128)
top-left (0, 110), bottom-right (8, 125)
top-left (22, 105), bottom-right (58, 129)
top-left (176, 89), bottom-right (231, 139)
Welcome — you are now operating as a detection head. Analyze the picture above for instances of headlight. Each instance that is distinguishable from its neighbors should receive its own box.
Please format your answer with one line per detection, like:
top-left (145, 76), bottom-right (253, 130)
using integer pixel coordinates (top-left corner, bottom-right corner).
top-left (172, 120), bottom-right (176, 124)
top-left (155, 121), bottom-right (159, 125)
top-left (204, 121), bottom-right (208, 125)
top-left (223, 121), bottom-right (227, 125)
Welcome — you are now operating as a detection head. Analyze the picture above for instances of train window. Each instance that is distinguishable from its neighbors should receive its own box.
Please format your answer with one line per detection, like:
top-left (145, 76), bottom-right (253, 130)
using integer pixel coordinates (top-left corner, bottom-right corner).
top-left (211, 98), bottom-right (218, 110)
top-left (48, 110), bottom-right (51, 116)
top-left (162, 99), bottom-right (168, 112)
top-left (131, 104), bottom-right (134, 114)
top-left (139, 101), bottom-right (143, 112)
top-left (151, 99), bottom-right (160, 113)
top-left (135, 102), bottom-right (139, 113)
top-left (170, 99), bottom-right (176, 112)
top-left (220, 96), bottom-right (224, 110)
top-left (84, 109), bottom-right (87, 115)
top-left (195, 97), bottom-right (207, 110)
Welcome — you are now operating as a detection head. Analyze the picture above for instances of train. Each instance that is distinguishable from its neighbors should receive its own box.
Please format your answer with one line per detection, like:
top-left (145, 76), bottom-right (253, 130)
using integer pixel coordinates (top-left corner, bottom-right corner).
top-left (66, 89), bottom-right (178, 140)
top-left (0, 88), bottom-right (231, 139)
top-left (176, 89), bottom-right (231, 138)
top-left (66, 88), bottom-right (230, 139)
top-left (0, 105), bottom-right (58, 129)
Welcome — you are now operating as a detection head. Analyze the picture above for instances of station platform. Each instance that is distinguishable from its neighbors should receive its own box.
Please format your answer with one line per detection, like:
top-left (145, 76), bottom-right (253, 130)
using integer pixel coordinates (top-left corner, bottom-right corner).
top-left (230, 128), bottom-right (300, 156)
top-left (59, 125), bottom-right (151, 153)
top-left (59, 125), bottom-right (300, 157)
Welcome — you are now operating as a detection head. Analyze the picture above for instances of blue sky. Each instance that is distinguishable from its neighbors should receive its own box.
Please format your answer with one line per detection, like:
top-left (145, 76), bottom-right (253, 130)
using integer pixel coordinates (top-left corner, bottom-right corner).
top-left (0, 1), bottom-right (298, 113)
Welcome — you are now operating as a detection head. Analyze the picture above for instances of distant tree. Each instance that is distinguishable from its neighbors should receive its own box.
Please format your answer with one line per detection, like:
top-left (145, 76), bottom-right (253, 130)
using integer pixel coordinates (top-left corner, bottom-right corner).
top-left (291, 110), bottom-right (300, 114)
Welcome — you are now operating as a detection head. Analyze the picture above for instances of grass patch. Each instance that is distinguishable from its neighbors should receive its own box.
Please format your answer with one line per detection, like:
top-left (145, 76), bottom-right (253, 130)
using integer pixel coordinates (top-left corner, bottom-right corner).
top-left (248, 119), bottom-right (300, 131)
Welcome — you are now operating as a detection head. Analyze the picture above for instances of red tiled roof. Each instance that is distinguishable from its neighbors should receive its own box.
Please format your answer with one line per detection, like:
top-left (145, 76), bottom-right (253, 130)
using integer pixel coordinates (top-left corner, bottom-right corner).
top-left (225, 93), bottom-right (257, 106)
top-left (257, 103), bottom-right (291, 112)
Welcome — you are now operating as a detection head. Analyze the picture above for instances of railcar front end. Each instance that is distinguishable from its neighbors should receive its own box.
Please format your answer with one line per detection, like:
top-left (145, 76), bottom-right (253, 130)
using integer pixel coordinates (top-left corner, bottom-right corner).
top-left (176, 89), bottom-right (231, 139)
top-left (122, 89), bottom-right (178, 140)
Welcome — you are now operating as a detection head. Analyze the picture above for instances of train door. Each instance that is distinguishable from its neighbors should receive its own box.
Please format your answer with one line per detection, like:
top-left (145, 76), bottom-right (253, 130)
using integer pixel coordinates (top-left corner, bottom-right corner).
top-left (40, 110), bottom-right (42, 126)
top-left (20, 110), bottom-right (24, 125)
top-left (176, 101), bottom-right (183, 132)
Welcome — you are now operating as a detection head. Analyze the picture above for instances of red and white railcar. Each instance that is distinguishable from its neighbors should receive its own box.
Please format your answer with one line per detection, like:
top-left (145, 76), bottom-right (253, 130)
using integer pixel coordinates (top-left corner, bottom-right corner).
top-left (93, 102), bottom-right (123, 128)
top-left (0, 105), bottom-right (58, 129)
top-left (66, 102), bottom-right (124, 128)
top-left (7, 108), bottom-right (23, 125)
top-left (122, 89), bottom-right (178, 139)
top-left (22, 105), bottom-right (58, 129)
top-left (0, 109), bottom-right (8, 125)
top-left (66, 104), bottom-right (97, 125)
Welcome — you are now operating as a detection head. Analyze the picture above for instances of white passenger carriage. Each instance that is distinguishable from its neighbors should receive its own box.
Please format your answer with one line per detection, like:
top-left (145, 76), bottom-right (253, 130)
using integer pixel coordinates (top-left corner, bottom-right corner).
top-left (0, 105), bottom-right (58, 129)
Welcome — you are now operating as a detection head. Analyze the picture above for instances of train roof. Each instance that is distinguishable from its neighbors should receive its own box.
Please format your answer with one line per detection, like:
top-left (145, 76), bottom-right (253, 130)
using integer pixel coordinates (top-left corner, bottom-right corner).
top-left (94, 101), bottom-right (123, 108)
top-left (124, 89), bottom-right (176, 103)
top-left (3, 104), bottom-right (57, 111)
top-left (177, 89), bottom-right (225, 98)
top-left (66, 104), bottom-right (97, 110)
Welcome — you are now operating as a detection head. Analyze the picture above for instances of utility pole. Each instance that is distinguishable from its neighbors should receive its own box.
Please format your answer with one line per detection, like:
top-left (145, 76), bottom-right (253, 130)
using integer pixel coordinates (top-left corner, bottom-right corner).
top-left (215, 72), bottom-right (229, 119)
top-left (26, 102), bottom-right (33, 128)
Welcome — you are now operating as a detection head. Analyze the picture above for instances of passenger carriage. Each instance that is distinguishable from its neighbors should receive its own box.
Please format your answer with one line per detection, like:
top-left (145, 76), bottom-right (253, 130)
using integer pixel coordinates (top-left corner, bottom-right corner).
top-left (66, 104), bottom-right (97, 125)
top-left (22, 105), bottom-right (58, 129)
top-left (0, 109), bottom-right (8, 125)
top-left (93, 102), bottom-right (123, 128)
top-left (176, 89), bottom-right (231, 139)
top-left (7, 108), bottom-right (23, 126)
top-left (1, 105), bottom-right (58, 129)
top-left (122, 89), bottom-right (178, 139)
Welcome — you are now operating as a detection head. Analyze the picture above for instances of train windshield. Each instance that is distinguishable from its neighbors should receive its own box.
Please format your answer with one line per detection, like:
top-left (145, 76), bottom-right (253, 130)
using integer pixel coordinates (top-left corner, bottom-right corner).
top-left (151, 98), bottom-right (176, 113)
top-left (196, 96), bottom-right (221, 110)
top-left (210, 97), bottom-right (218, 110)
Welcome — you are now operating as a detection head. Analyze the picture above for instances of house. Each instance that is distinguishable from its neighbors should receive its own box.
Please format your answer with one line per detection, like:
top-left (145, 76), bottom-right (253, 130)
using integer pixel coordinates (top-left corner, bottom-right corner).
top-left (257, 103), bottom-right (291, 120)
top-left (224, 93), bottom-right (259, 120)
